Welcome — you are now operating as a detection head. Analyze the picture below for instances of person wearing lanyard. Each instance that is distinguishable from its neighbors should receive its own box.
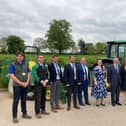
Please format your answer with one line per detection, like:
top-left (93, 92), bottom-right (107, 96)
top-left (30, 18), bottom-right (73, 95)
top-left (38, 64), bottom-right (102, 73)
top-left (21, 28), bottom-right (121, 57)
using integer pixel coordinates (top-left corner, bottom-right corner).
top-left (9, 51), bottom-right (32, 123)
top-left (48, 55), bottom-right (64, 113)
top-left (32, 53), bottom-right (50, 118)
top-left (78, 57), bottom-right (91, 106)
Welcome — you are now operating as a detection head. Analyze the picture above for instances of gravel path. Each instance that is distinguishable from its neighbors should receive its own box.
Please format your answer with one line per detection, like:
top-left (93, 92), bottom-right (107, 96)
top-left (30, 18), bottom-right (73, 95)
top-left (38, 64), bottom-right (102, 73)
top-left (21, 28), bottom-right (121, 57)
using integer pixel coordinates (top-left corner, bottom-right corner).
top-left (0, 90), bottom-right (126, 126)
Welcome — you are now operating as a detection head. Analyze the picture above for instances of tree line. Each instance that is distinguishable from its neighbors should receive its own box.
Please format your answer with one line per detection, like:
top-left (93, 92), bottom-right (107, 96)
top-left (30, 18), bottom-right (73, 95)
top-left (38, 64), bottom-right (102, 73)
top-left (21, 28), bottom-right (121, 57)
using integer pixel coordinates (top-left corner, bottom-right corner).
top-left (0, 19), bottom-right (106, 54)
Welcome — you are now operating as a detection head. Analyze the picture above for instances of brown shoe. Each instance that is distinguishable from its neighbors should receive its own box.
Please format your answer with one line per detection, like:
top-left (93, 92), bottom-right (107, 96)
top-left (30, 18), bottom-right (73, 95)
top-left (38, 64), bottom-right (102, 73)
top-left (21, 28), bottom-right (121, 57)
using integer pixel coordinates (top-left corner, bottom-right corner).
top-left (56, 106), bottom-right (64, 110)
top-left (36, 113), bottom-right (42, 119)
top-left (22, 114), bottom-right (32, 119)
top-left (13, 118), bottom-right (19, 123)
top-left (41, 110), bottom-right (50, 115)
top-left (51, 108), bottom-right (57, 113)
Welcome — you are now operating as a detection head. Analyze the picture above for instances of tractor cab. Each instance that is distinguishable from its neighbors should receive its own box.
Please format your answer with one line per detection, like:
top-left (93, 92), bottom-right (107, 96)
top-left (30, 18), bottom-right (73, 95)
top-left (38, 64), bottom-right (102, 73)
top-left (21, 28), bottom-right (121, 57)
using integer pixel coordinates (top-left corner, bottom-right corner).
top-left (102, 40), bottom-right (126, 65)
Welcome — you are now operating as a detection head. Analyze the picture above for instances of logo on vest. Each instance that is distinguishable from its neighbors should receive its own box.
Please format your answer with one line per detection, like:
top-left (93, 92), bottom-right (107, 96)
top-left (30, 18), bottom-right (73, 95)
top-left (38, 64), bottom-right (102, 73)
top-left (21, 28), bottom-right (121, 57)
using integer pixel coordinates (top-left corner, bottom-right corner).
top-left (22, 72), bottom-right (26, 76)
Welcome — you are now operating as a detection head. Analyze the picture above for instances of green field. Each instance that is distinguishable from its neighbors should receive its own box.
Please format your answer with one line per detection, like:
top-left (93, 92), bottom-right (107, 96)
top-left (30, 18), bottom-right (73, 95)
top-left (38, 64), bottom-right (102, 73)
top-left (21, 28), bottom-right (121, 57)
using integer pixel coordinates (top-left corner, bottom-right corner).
top-left (0, 53), bottom-right (105, 88)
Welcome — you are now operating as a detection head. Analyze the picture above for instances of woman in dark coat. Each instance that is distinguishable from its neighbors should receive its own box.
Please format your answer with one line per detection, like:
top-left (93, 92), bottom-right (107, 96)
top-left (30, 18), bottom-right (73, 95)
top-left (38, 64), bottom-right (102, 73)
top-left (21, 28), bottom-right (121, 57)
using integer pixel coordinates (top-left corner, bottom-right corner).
top-left (120, 58), bottom-right (126, 105)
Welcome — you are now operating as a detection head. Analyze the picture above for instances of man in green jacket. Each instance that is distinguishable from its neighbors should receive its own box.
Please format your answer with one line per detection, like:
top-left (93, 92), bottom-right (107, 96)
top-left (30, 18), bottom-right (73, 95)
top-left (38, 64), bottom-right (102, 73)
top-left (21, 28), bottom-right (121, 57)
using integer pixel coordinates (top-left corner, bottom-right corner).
top-left (32, 53), bottom-right (49, 118)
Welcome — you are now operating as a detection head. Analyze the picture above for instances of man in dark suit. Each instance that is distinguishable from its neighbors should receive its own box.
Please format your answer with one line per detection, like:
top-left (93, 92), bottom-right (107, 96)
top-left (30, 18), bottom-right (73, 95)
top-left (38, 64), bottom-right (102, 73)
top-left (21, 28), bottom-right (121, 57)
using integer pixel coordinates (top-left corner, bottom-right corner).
top-left (64, 55), bottom-right (80, 111)
top-left (48, 55), bottom-right (64, 113)
top-left (108, 57), bottom-right (122, 106)
top-left (78, 57), bottom-right (90, 106)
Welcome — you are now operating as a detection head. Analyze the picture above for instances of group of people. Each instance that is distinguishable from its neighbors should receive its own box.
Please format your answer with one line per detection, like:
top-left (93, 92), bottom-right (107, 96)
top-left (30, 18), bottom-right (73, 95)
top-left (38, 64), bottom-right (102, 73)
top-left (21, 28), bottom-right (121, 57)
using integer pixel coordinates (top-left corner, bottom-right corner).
top-left (9, 51), bottom-right (126, 123)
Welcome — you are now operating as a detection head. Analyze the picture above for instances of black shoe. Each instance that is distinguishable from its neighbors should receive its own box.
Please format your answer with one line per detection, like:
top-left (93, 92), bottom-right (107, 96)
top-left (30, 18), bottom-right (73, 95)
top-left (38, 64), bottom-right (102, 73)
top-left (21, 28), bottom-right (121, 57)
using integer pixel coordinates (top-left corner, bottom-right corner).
top-left (41, 111), bottom-right (50, 115)
top-left (74, 106), bottom-right (80, 109)
top-left (80, 103), bottom-right (85, 106)
top-left (112, 103), bottom-right (115, 107)
top-left (86, 103), bottom-right (91, 105)
top-left (22, 114), bottom-right (32, 119)
top-left (96, 104), bottom-right (100, 107)
top-left (13, 118), bottom-right (19, 123)
top-left (116, 103), bottom-right (122, 106)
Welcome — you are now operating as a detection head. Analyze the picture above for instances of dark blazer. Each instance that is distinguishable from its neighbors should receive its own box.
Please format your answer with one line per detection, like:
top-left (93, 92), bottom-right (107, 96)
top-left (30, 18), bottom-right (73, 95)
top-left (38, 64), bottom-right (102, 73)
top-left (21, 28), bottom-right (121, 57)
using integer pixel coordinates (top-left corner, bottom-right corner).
top-left (64, 63), bottom-right (80, 85)
top-left (48, 62), bottom-right (63, 83)
top-left (108, 64), bottom-right (121, 86)
top-left (78, 64), bottom-right (90, 84)
top-left (36, 64), bottom-right (48, 81)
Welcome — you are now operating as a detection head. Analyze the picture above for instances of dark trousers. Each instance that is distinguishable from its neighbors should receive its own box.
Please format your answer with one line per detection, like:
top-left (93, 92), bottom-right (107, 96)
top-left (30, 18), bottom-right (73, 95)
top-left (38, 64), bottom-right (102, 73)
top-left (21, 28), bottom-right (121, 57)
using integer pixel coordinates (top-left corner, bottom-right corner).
top-left (78, 81), bottom-right (89, 105)
top-left (34, 83), bottom-right (47, 114)
top-left (111, 84), bottom-right (120, 104)
top-left (41, 85), bottom-right (47, 111)
top-left (66, 83), bottom-right (77, 108)
top-left (12, 86), bottom-right (28, 118)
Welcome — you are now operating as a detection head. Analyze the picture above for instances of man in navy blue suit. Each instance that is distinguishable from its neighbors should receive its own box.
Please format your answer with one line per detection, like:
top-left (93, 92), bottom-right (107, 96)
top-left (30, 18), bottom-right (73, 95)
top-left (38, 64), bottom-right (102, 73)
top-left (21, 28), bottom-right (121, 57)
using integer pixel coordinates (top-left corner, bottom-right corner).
top-left (108, 57), bottom-right (122, 106)
top-left (64, 55), bottom-right (80, 111)
top-left (78, 57), bottom-right (90, 106)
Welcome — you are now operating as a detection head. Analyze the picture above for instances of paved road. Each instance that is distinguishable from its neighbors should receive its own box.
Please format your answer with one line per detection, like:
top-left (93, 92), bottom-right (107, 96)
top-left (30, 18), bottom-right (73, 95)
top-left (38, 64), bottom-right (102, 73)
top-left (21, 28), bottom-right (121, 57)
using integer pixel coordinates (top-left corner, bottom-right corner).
top-left (0, 91), bottom-right (126, 126)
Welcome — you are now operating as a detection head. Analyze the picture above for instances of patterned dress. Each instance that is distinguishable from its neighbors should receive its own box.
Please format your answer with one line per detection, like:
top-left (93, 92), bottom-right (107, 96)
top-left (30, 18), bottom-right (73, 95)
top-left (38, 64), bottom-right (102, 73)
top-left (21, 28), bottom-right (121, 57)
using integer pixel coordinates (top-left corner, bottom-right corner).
top-left (91, 66), bottom-right (107, 99)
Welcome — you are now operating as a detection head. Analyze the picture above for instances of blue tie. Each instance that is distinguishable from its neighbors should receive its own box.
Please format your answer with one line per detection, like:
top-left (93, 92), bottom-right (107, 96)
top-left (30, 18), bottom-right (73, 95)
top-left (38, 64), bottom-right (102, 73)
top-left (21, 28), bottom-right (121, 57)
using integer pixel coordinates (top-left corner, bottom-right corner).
top-left (83, 65), bottom-right (87, 80)
top-left (56, 64), bottom-right (60, 74)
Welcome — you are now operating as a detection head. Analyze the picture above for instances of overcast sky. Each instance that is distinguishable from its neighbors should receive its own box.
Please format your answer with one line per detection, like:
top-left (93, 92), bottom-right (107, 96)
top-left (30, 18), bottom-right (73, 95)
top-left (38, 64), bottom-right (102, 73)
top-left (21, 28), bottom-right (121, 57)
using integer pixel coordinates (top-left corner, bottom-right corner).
top-left (0, 0), bottom-right (126, 45)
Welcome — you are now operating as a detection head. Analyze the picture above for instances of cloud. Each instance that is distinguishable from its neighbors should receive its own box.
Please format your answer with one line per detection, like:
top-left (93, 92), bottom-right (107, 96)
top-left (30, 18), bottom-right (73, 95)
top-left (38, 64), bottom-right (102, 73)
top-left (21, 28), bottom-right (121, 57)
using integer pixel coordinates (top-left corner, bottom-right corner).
top-left (0, 0), bottom-right (126, 45)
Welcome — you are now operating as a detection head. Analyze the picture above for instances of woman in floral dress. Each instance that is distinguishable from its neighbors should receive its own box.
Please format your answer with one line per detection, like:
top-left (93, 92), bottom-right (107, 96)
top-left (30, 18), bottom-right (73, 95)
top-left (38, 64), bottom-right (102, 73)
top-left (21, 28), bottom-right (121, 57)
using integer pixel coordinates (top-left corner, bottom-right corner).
top-left (91, 59), bottom-right (108, 106)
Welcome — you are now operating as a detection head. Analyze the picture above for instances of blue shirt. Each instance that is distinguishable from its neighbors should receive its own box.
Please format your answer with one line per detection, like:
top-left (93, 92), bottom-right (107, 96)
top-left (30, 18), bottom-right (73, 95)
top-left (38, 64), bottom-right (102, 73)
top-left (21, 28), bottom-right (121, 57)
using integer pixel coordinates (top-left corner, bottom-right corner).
top-left (53, 62), bottom-right (60, 80)
top-left (9, 61), bottom-right (30, 74)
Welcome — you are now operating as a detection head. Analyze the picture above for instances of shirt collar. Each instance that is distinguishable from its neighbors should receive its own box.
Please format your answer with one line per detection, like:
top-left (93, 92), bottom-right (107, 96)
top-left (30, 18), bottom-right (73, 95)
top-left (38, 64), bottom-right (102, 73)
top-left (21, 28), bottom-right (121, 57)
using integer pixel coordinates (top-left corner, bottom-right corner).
top-left (15, 61), bottom-right (24, 65)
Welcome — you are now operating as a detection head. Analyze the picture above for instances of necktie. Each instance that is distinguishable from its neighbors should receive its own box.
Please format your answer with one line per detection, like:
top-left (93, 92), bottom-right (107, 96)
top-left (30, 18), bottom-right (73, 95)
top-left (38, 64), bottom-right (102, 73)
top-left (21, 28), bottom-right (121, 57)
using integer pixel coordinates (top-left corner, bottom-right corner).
top-left (56, 64), bottom-right (60, 74)
top-left (40, 64), bottom-right (44, 69)
top-left (72, 63), bottom-right (76, 80)
top-left (83, 65), bottom-right (87, 80)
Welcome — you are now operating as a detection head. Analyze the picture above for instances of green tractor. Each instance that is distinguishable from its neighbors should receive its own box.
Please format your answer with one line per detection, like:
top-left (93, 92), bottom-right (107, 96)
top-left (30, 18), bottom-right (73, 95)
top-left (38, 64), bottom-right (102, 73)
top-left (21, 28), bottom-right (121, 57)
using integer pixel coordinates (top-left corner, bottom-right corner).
top-left (101, 40), bottom-right (126, 89)
top-left (102, 40), bottom-right (126, 65)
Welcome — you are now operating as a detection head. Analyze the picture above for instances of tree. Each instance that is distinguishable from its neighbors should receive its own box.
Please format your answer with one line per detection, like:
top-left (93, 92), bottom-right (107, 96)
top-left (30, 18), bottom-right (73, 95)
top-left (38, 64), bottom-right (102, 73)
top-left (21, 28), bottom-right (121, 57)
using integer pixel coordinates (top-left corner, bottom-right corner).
top-left (85, 43), bottom-right (96, 54)
top-left (46, 19), bottom-right (75, 53)
top-left (95, 42), bottom-right (107, 54)
top-left (0, 37), bottom-right (7, 53)
top-left (78, 38), bottom-right (86, 54)
top-left (6, 35), bottom-right (25, 53)
top-left (33, 37), bottom-right (47, 50)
